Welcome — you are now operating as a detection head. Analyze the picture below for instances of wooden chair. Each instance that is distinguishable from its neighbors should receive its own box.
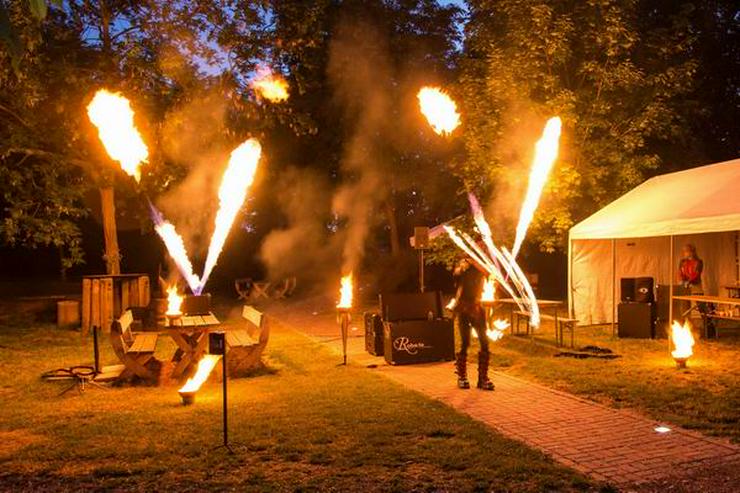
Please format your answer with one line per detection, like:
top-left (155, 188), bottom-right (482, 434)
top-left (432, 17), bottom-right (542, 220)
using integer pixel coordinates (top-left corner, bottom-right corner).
top-left (224, 305), bottom-right (270, 376)
top-left (110, 310), bottom-right (159, 383)
top-left (271, 277), bottom-right (297, 299)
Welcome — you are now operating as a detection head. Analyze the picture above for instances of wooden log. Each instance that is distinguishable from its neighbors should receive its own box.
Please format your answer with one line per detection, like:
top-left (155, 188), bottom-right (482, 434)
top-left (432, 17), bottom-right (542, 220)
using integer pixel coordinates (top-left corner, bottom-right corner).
top-left (102, 278), bottom-right (114, 332)
top-left (57, 300), bottom-right (80, 329)
top-left (91, 279), bottom-right (101, 331)
top-left (138, 276), bottom-right (150, 307)
top-left (81, 278), bottom-right (91, 335)
top-left (129, 278), bottom-right (139, 307)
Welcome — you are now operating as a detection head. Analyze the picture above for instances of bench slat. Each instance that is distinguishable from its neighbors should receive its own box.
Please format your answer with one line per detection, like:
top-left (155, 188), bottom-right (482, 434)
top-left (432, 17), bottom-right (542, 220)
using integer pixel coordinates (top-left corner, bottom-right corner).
top-left (128, 334), bottom-right (158, 353)
top-left (226, 330), bottom-right (257, 347)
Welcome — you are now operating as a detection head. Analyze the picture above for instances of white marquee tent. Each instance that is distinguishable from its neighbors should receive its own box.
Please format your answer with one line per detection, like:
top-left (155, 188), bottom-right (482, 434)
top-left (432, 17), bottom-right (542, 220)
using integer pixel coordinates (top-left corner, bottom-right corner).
top-left (568, 158), bottom-right (740, 326)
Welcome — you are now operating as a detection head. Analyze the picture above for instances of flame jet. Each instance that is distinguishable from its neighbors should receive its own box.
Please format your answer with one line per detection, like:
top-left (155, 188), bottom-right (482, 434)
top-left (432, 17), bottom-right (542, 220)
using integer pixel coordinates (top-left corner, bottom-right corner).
top-left (87, 89), bottom-right (149, 182)
top-left (148, 202), bottom-right (202, 294)
top-left (511, 117), bottom-right (562, 258)
top-left (197, 139), bottom-right (262, 294)
top-left (417, 86), bottom-right (461, 136)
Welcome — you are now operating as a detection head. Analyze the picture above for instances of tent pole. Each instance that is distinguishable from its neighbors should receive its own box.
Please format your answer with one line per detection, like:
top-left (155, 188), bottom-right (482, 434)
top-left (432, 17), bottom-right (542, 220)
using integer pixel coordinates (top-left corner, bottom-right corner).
top-left (567, 235), bottom-right (573, 318)
top-left (669, 235), bottom-right (674, 335)
top-left (611, 239), bottom-right (616, 337)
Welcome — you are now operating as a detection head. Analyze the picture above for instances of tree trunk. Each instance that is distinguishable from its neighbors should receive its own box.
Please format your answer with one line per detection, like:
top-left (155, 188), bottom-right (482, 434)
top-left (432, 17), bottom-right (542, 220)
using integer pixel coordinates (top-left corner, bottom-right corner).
top-left (100, 187), bottom-right (121, 274)
top-left (384, 200), bottom-right (401, 257)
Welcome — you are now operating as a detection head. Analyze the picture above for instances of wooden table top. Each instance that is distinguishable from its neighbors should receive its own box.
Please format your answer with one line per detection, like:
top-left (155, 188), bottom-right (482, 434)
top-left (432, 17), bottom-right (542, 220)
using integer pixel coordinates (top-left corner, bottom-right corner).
top-left (497, 298), bottom-right (563, 307)
top-left (672, 295), bottom-right (740, 305)
top-left (166, 313), bottom-right (220, 328)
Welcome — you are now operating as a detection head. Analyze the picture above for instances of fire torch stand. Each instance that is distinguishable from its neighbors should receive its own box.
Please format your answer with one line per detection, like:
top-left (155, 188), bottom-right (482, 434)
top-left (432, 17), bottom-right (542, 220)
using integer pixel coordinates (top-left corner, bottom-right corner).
top-left (209, 332), bottom-right (236, 454)
top-left (337, 309), bottom-right (351, 365)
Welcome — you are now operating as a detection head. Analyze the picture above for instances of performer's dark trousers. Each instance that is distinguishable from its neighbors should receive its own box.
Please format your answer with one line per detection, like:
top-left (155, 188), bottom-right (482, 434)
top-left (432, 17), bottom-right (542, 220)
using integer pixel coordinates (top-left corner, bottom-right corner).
top-left (457, 310), bottom-right (489, 358)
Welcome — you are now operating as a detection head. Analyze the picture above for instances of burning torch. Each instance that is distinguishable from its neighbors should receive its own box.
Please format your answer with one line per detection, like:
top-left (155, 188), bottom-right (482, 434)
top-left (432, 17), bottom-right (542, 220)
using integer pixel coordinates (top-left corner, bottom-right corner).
top-left (336, 273), bottom-right (354, 365)
top-left (671, 320), bottom-right (695, 369)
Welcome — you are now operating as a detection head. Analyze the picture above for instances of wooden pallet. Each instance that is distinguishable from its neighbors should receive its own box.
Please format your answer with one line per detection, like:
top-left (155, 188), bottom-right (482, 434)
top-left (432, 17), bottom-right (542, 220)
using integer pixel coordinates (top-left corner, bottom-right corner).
top-left (81, 274), bottom-right (150, 335)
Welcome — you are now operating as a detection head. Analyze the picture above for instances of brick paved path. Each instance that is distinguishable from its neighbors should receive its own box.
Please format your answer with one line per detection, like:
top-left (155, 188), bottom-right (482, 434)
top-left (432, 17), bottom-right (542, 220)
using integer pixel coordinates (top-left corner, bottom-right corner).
top-left (269, 299), bottom-right (740, 487)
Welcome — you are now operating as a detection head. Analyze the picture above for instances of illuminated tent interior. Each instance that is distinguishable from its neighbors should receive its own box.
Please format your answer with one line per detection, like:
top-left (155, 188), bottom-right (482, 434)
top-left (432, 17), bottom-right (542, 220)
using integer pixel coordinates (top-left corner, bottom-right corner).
top-left (568, 158), bottom-right (740, 325)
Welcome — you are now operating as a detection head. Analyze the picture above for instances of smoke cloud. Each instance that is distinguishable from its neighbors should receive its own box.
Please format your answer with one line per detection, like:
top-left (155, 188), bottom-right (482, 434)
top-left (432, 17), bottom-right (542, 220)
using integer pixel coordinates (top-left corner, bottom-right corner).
top-left (328, 19), bottom-right (393, 275)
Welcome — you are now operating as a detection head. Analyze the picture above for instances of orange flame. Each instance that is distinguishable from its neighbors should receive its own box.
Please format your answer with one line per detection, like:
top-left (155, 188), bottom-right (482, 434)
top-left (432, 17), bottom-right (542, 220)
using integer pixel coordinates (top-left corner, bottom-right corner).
top-left (251, 66), bottom-right (289, 103)
top-left (511, 117), bottom-right (562, 258)
top-left (417, 86), bottom-right (460, 136)
top-left (154, 221), bottom-right (201, 294)
top-left (337, 273), bottom-right (353, 309)
top-left (671, 320), bottom-right (695, 360)
top-left (166, 285), bottom-right (183, 316)
top-left (87, 89), bottom-right (149, 182)
top-left (481, 277), bottom-right (495, 303)
top-left (487, 319), bottom-right (509, 341)
top-left (179, 354), bottom-right (221, 393)
top-left (198, 139), bottom-right (262, 294)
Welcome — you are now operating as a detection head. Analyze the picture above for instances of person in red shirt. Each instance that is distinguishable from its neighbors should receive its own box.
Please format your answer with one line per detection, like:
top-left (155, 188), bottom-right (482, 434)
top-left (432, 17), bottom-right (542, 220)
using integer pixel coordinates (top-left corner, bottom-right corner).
top-left (679, 244), bottom-right (703, 293)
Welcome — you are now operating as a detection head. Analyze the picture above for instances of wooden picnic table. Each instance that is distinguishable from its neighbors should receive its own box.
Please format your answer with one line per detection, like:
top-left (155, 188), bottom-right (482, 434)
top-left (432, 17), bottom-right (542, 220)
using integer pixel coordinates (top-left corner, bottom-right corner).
top-left (165, 313), bottom-right (221, 379)
top-left (724, 285), bottom-right (740, 298)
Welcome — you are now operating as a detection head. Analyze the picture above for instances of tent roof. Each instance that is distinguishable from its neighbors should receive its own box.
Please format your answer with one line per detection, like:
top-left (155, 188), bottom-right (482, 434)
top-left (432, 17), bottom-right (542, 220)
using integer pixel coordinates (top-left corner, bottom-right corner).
top-left (570, 158), bottom-right (740, 240)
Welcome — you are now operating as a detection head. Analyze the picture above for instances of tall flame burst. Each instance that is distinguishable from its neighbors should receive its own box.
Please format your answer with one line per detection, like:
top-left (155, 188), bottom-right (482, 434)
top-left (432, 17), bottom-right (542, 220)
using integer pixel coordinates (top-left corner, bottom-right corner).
top-left (179, 354), bottom-right (221, 394)
top-left (511, 117), bottom-right (562, 258)
top-left (671, 320), bottom-right (695, 360)
top-left (166, 285), bottom-right (183, 316)
top-left (417, 86), bottom-right (461, 136)
top-left (199, 139), bottom-right (262, 294)
top-left (149, 204), bottom-right (202, 294)
top-left (250, 66), bottom-right (289, 103)
top-left (337, 273), bottom-right (353, 309)
top-left (87, 89), bottom-right (149, 182)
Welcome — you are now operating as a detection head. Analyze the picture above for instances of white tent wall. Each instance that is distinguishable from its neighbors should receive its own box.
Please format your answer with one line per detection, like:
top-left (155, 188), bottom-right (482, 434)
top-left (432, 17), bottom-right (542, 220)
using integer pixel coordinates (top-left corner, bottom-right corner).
top-left (570, 232), bottom-right (738, 325)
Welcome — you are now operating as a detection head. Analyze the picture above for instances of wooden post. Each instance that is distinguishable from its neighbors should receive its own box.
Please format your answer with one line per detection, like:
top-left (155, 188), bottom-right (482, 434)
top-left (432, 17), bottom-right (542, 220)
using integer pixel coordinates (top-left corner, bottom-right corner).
top-left (100, 187), bottom-right (121, 275)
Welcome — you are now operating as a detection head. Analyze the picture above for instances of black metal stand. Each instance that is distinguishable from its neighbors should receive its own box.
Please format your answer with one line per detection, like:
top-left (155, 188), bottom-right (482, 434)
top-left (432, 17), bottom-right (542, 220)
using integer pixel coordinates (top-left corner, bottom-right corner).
top-left (93, 326), bottom-right (101, 374)
top-left (212, 349), bottom-right (235, 454)
top-left (338, 312), bottom-right (350, 365)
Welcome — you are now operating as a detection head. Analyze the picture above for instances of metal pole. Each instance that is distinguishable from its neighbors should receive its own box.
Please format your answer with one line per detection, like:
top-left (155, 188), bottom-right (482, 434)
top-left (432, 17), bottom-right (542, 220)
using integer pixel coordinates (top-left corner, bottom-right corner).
top-left (611, 239), bottom-right (616, 337)
top-left (419, 250), bottom-right (425, 293)
top-left (669, 235), bottom-right (674, 336)
top-left (92, 326), bottom-right (101, 374)
top-left (222, 349), bottom-right (229, 451)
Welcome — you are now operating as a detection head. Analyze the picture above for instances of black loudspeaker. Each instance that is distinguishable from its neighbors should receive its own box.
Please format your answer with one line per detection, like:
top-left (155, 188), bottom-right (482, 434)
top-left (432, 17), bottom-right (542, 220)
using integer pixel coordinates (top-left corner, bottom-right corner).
top-left (618, 303), bottom-right (655, 338)
top-left (621, 278), bottom-right (654, 303)
top-left (383, 319), bottom-right (454, 365)
top-left (209, 331), bottom-right (225, 355)
top-left (620, 278), bottom-right (636, 302)
top-left (182, 294), bottom-right (212, 315)
top-left (380, 292), bottom-right (442, 322)
top-left (364, 312), bottom-right (384, 356)
top-left (634, 277), bottom-right (655, 303)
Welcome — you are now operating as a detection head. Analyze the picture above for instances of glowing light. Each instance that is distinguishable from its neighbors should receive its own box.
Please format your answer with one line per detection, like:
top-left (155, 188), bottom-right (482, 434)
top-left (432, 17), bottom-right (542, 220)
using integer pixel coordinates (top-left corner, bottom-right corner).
top-left (417, 86), bottom-right (460, 136)
top-left (481, 277), bottom-right (495, 303)
top-left (654, 426), bottom-right (671, 434)
top-left (87, 89), bottom-right (149, 182)
top-left (166, 285), bottom-right (183, 316)
top-left (446, 298), bottom-right (457, 311)
top-left (671, 320), bottom-right (695, 361)
top-left (486, 319), bottom-right (510, 341)
top-left (250, 66), bottom-right (289, 103)
top-left (512, 117), bottom-right (562, 258)
top-left (337, 273), bottom-right (353, 309)
top-left (179, 354), bottom-right (221, 394)
top-left (198, 139), bottom-right (262, 294)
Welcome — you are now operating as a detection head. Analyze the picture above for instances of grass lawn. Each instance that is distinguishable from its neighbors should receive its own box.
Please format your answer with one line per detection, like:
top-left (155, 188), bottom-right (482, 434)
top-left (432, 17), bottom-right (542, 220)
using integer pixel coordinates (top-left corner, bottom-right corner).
top-left (489, 322), bottom-right (740, 443)
top-left (0, 312), bottom-right (597, 492)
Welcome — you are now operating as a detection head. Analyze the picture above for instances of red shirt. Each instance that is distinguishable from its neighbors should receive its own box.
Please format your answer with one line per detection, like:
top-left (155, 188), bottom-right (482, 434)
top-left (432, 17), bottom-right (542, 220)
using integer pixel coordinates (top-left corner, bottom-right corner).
top-left (679, 257), bottom-right (703, 285)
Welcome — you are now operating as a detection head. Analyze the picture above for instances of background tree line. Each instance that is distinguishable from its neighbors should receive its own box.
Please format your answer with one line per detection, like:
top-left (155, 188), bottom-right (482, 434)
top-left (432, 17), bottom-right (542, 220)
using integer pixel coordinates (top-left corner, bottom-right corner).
top-left (0, 0), bottom-right (737, 292)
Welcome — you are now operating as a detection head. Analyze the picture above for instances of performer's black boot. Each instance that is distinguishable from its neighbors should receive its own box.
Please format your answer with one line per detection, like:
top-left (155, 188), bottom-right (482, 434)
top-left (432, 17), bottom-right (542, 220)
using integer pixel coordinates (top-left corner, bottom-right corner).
top-left (455, 352), bottom-right (470, 389)
top-left (477, 352), bottom-right (494, 390)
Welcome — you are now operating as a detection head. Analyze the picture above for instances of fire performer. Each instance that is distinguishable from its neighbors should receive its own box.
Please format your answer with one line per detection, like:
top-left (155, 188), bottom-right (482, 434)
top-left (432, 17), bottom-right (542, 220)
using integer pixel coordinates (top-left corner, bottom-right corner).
top-left (451, 257), bottom-right (494, 391)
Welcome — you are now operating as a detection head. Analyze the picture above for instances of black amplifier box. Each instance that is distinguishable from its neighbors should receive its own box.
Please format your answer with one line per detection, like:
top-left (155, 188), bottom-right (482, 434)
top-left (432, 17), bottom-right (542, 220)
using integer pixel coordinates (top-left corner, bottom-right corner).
top-left (383, 319), bottom-right (454, 365)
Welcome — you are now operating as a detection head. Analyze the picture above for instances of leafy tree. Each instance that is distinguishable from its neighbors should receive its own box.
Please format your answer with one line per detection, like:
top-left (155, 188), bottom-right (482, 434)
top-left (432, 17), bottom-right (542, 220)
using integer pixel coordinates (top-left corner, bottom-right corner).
top-left (459, 0), bottom-right (699, 252)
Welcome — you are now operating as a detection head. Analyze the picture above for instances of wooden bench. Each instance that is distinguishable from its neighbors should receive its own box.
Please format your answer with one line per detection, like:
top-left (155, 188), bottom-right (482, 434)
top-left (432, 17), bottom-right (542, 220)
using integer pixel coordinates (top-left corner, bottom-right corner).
top-left (514, 311), bottom-right (579, 348)
top-left (224, 305), bottom-right (270, 376)
top-left (110, 310), bottom-right (159, 382)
